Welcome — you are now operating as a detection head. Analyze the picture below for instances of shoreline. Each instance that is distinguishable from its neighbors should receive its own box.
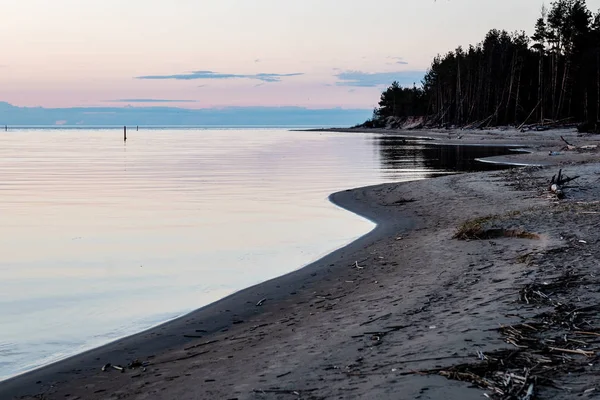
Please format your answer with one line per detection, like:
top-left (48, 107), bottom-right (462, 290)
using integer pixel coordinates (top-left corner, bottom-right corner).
top-left (0, 130), bottom-right (523, 388)
top-left (0, 204), bottom-right (379, 385)
top-left (3, 130), bottom-right (600, 399)
top-left (0, 183), bottom-right (411, 399)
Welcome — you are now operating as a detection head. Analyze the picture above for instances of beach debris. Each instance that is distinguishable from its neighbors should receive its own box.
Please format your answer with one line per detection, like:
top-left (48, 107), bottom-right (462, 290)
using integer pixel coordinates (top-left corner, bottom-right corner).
top-left (523, 383), bottom-right (535, 400)
top-left (252, 388), bottom-right (318, 396)
top-left (453, 216), bottom-right (540, 241)
top-left (401, 266), bottom-right (600, 399)
top-left (127, 359), bottom-right (146, 369)
top-left (354, 261), bottom-right (364, 270)
top-left (112, 365), bottom-right (125, 373)
top-left (256, 298), bottom-right (267, 307)
top-left (249, 323), bottom-right (270, 332)
top-left (359, 313), bottom-right (392, 326)
top-left (549, 168), bottom-right (580, 199)
top-left (101, 363), bottom-right (126, 373)
top-left (560, 135), bottom-right (574, 147)
top-left (560, 135), bottom-right (599, 151)
top-left (183, 339), bottom-right (219, 351)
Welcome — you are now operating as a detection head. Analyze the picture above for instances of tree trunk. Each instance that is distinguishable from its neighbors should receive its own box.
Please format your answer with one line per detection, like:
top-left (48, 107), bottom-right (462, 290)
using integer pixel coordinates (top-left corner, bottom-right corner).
top-left (538, 50), bottom-right (544, 123)
top-left (594, 49), bottom-right (600, 126)
top-left (514, 58), bottom-right (522, 123)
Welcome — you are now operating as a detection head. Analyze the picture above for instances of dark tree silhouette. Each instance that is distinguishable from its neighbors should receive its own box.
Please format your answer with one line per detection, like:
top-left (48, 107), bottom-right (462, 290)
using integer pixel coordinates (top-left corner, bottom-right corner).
top-left (369, 0), bottom-right (600, 132)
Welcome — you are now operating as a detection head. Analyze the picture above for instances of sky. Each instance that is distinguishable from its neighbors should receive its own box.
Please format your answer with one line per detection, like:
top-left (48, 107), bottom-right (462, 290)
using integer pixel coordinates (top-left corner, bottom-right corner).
top-left (2, 0), bottom-right (600, 110)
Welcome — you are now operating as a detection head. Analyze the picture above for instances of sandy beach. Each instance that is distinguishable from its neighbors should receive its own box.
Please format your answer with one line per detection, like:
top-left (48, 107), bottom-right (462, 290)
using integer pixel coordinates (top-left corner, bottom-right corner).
top-left (3, 128), bottom-right (600, 400)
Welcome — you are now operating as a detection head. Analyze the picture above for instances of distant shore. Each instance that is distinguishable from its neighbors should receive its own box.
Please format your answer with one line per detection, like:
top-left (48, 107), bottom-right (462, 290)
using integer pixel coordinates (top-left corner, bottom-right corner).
top-left (3, 129), bottom-right (600, 399)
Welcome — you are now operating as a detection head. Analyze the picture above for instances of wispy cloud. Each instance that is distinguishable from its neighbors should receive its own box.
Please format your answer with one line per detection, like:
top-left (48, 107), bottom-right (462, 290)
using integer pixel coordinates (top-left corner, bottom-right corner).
top-left (335, 70), bottom-right (425, 87)
top-left (106, 99), bottom-right (198, 103)
top-left (387, 56), bottom-right (408, 65)
top-left (136, 70), bottom-right (303, 83)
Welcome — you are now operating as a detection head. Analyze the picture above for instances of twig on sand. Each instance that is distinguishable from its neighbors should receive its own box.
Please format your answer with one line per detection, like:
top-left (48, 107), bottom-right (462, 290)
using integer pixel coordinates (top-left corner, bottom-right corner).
top-left (184, 339), bottom-right (219, 351)
top-left (256, 298), bottom-right (267, 306)
top-left (253, 388), bottom-right (318, 395)
top-left (574, 331), bottom-right (600, 337)
top-left (316, 294), bottom-right (347, 301)
top-left (249, 323), bottom-right (270, 332)
top-left (549, 347), bottom-right (595, 357)
top-left (560, 136), bottom-right (574, 147)
top-left (360, 313), bottom-right (392, 326)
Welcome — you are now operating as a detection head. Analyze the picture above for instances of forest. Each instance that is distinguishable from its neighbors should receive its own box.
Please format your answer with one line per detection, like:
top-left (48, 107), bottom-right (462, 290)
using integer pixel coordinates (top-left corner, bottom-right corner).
top-left (367, 0), bottom-right (600, 132)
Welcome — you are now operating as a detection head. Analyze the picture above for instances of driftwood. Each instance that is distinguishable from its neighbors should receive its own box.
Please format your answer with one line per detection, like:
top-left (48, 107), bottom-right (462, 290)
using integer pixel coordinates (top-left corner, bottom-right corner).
top-left (560, 135), bottom-right (574, 146)
top-left (549, 169), bottom-right (580, 198)
top-left (408, 275), bottom-right (600, 398)
top-left (520, 117), bottom-right (575, 132)
top-left (560, 135), bottom-right (599, 151)
top-left (256, 298), bottom-right (267, 306)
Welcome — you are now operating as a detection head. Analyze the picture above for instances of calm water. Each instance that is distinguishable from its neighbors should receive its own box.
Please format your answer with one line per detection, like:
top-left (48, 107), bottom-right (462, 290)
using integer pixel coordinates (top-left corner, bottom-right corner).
top-left (0, 129), bottom-right (515, 380)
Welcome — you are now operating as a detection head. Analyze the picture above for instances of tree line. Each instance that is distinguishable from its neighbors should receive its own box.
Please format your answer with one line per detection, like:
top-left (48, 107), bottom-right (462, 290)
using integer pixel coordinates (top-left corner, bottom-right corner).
top-left (367, 0), bottom-right (600, 131)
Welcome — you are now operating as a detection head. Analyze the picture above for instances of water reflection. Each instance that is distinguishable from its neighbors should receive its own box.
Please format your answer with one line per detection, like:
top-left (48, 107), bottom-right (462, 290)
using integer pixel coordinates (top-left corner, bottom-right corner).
top-left (376, 136), bottom-right (519, 179)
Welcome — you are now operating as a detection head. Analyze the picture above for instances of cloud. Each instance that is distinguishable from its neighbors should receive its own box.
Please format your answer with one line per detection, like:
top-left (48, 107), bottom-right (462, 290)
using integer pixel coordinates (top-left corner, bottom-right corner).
top-left (387, 56), bottom-right (408, 65)
top-left (107, 99), bottom-right (198, 103)
top-left (335, 70), bottom-right (425, 87)
top-left (136, 70), bottom-right (303, 83)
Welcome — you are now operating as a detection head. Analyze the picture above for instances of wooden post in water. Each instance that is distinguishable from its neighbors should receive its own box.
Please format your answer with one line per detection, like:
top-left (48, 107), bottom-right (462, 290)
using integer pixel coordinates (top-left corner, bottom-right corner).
top-left (124, 126), bottom-right (127, 142)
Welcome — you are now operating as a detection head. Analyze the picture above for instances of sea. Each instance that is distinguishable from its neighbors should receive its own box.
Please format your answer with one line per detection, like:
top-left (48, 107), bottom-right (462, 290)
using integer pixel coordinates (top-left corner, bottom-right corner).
top-left (0, 127), bottom-right (516, 380)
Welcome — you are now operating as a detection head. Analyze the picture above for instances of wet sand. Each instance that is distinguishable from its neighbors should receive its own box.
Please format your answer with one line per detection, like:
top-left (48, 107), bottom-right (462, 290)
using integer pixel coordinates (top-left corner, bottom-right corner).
top-left (3, 130), bottom-right (600, 399)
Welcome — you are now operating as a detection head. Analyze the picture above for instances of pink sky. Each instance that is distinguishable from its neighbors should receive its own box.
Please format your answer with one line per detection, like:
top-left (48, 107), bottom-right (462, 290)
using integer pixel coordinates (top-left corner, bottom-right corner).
top-left (2, 0), bottom-right (597, 109)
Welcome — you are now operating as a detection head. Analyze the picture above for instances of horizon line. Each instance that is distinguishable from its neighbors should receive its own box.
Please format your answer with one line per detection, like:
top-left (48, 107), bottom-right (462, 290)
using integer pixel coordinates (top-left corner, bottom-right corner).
top-left (0, 101), bottom-right (371, 112)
